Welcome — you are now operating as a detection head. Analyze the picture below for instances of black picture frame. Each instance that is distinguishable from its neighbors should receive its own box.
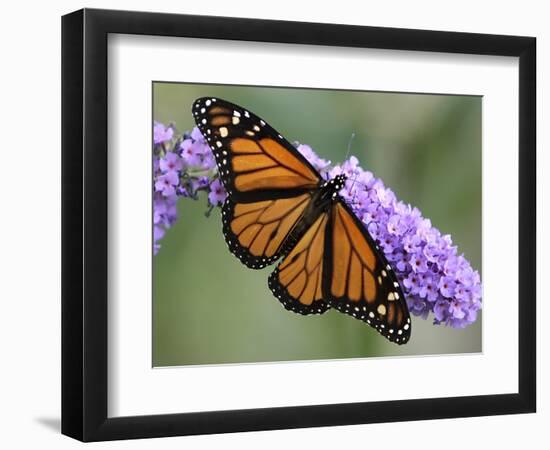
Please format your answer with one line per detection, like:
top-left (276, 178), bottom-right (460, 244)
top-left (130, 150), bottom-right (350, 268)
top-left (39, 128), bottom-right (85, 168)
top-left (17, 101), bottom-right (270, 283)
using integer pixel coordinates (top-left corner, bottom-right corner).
top-left (61, 8), bottom-right (536, 442)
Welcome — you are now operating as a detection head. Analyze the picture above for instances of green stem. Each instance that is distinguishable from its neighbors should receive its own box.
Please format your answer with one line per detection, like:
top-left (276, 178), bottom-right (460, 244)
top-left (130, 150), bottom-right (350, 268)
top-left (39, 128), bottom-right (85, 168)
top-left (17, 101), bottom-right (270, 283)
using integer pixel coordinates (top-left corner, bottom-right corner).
top-left (204, 204), bottom-right (215, 218)
top-left (186, 168), bottom-right (217, 178)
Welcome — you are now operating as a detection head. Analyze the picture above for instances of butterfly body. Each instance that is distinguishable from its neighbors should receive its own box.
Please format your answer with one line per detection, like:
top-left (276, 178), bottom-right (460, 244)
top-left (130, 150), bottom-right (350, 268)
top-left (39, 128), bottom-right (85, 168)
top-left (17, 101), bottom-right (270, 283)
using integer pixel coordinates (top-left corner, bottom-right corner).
top-left (193, 97), bottom-right (411, 344)
top-left (283, 175), bottom-right (348, 249)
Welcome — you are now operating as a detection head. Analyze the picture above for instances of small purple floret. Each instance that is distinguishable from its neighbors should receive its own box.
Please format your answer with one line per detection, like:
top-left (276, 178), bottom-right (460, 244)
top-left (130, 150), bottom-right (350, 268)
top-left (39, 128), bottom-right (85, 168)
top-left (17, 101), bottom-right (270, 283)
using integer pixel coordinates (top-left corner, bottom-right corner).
top-left (153, 122), bottom-right (174, 145)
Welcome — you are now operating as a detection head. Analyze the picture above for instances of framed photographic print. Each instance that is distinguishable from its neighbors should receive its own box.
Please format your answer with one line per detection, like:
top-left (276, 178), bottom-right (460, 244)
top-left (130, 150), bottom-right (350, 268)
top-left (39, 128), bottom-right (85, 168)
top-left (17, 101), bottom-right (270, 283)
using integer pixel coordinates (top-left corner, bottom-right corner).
top-left (61, 8), bottom-right (536, 442)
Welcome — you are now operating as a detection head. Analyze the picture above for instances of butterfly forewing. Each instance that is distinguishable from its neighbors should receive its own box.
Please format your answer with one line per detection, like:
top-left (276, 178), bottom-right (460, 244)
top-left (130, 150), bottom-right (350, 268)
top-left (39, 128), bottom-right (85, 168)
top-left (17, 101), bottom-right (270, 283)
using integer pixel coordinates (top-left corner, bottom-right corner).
top-left (324, 201), bottom-right (411, 344)
top-left (193, 97), bottom-right (321, 202)
top-left (193, 97), bottom-right (322, 269)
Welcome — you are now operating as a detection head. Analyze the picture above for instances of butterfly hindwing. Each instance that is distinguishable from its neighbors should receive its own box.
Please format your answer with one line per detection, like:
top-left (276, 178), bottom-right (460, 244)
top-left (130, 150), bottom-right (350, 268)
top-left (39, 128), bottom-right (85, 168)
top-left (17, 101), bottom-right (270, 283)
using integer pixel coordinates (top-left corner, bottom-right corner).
top-left (221, 193), bottom-right (313, 269)
top-left (324, 201), bottom-right (411, 344)
top-left (193, 97), bottom-right (322, 202)
top-left (268, 213), bottom-right (330, 315)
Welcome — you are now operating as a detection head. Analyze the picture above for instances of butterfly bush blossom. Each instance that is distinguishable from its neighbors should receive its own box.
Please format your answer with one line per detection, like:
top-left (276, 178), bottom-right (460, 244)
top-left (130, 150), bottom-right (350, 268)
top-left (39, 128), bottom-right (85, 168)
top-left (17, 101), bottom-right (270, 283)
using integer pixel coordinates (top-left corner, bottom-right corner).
top-left (153, 122), bottom-right (482, 328)
top-left (326, 157), bottom-right (482, 328)
top-left (153, 122), bottom-right (226, 254)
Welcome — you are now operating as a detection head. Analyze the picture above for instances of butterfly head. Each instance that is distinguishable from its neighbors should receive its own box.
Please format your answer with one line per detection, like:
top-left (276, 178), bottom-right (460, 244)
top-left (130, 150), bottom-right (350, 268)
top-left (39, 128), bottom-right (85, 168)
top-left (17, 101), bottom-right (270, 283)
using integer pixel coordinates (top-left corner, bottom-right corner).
top-left (320, 174), bottom-right (348, 203)
top-left (332, 174), bottom-right (348, 191)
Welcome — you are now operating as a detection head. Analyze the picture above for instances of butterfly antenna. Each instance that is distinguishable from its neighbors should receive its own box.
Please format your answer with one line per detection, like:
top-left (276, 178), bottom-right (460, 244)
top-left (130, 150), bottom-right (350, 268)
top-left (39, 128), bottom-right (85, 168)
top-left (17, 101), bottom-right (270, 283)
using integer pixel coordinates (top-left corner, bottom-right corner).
top-left (350, 173), bottom-right (359, 203)
top-left (344, 132), bottom-right (356, 162)
top-left (342, 133), bottom-right (360, 202)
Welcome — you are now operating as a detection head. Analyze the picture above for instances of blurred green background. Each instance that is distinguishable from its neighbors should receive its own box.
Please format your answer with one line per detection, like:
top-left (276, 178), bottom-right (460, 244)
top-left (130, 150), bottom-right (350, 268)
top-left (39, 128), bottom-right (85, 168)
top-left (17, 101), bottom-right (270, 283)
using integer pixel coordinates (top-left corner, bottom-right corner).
top-left (153, 82), bottom-right (482, 367)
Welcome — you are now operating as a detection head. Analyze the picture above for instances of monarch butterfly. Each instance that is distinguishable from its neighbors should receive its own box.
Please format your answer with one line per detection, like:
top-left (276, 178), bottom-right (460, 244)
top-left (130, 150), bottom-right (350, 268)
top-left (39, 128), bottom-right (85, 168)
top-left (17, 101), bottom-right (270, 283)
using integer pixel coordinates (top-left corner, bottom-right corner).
top-left (193, 97), bottom-right (411, 344)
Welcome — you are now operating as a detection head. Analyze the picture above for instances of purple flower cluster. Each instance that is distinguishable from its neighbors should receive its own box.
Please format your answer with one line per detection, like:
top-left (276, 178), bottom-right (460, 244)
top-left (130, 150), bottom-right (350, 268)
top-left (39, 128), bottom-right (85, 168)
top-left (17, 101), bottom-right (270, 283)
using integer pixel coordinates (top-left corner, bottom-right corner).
top-left (152, 123), bottom-right (481, 328)
top-left (327, 156), bottom-right (482, 328)
top-left (153, 122), bottom-right (226, 254)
